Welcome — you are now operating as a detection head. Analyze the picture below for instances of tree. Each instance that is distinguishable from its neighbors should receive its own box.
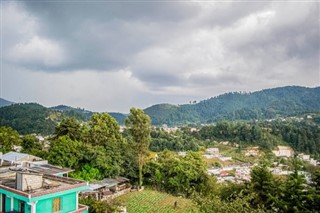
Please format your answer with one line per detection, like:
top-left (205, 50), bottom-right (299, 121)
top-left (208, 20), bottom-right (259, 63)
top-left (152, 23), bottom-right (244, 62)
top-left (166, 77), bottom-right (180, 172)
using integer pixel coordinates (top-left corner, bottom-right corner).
top-left (0, 126), bottom-right (21, 153)
top-left (250, 165), bottom-right (277, 209)
top-left (54, 117), bottom-right (82, 141)
top-left (21, 134), bottom-right (46, 158)
top-left (85, 113), bottom-right (126, 177)
top-left (47, 136), bottom-right (83, 169)
top-left (125, 108), bottom-right (151, 187)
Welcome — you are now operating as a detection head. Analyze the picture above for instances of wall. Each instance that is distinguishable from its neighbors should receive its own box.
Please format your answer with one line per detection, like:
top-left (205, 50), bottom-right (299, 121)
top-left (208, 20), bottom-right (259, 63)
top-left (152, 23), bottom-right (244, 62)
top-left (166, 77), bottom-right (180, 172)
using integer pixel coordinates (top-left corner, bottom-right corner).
top-left (36, 192), bottom-right (77, 213)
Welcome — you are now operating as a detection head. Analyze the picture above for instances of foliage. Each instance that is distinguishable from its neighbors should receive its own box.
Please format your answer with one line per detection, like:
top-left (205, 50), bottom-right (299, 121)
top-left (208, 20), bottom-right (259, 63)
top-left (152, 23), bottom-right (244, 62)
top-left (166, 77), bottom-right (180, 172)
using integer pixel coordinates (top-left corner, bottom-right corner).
top-left (54, 117), bottom-right (82, 141)
top-left (84, 113), bottom-right (125, 177)
top-left (21, 134), bottom-right (46, 158)
top-left (195, 192), bottom-right (267, 213)
top-left (150, 127), bottom-right (203, 152)
top-left (144, 86), bottom-right (320, 125)
top-left (80, 197), bottom-right (123, 213)
top-left (145, 151), bottom-right (215, 197)
top-left (125, 108), bottom-right (151, 187)
top-left (0, 126), bottom-right (21, 153)
top-left (47, 136), bottom-right (83, 169)
top-left (70, 164), bottom-right (103, 181)
top-left (0, 103), bottom-right (57, 135)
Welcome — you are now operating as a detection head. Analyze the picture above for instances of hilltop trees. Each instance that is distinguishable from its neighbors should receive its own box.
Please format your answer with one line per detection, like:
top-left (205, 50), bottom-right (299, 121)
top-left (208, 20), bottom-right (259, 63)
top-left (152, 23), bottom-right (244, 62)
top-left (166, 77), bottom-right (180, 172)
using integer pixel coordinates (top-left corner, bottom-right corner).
top-left (125, 108), bottom-right (151, 187)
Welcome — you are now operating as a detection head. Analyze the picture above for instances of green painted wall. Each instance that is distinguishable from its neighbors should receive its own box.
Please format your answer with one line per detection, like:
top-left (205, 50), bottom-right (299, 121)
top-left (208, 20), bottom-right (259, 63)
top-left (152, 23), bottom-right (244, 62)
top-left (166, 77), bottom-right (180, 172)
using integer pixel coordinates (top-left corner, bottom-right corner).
top-left (13, 198), bottom-right (19, 211)
top-left (1, 185), bottom-right (88, 213)
top-left (36, 192), bottom-right (77, 213)
top-left (5, 195), bottom-right (11, 212)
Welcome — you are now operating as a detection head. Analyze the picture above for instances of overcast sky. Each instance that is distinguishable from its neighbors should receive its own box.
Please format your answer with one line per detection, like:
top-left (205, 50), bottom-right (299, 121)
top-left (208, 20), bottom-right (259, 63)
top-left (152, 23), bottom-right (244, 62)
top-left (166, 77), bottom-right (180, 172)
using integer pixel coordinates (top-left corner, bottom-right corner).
top-left (1, 1), bottom-right (319, 113)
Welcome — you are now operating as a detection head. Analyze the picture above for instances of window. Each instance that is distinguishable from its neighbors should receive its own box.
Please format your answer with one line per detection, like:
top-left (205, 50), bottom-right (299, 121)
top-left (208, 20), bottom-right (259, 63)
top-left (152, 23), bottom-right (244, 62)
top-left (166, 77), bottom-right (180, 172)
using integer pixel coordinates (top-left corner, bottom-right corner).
top-left (53, 198), bottom-right (61, 212)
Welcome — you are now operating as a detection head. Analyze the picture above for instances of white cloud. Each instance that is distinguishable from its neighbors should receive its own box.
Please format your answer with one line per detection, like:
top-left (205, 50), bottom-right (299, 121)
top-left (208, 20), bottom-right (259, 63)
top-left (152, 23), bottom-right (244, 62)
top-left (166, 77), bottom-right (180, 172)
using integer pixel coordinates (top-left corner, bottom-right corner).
top-left (8, 36), bottom-right (66, 67)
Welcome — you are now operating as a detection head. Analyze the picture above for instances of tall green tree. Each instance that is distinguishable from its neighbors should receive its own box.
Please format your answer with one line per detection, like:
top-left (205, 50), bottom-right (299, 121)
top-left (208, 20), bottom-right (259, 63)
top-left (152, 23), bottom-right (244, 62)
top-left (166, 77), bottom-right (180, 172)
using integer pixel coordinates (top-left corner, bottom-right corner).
top-left (125, 108), bottom-right (151, 187)
top-left (54, 117), bottom-right (82, 141)
top-left (47, 136), bottom-right (83, 169)
top-left (85, 113), bottom-right (126, 177)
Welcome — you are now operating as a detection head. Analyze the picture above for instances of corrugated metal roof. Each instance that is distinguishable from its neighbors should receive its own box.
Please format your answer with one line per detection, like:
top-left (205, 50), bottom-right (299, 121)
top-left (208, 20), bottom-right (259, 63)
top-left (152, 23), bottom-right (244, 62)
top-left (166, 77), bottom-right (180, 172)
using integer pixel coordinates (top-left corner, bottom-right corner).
top-left (2, 152), bottom-right (28, 162)
top-left (28, 164), bottom-right (72, 175)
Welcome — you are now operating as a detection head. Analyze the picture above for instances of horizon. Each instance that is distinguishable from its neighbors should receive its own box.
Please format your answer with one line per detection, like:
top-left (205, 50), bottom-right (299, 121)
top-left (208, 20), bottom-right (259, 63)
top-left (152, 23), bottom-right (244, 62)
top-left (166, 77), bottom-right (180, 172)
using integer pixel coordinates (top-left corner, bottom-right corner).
top-left (1, 1), bottom-right (319, 112)
top-left (1, 84), bottom-right (319, 113)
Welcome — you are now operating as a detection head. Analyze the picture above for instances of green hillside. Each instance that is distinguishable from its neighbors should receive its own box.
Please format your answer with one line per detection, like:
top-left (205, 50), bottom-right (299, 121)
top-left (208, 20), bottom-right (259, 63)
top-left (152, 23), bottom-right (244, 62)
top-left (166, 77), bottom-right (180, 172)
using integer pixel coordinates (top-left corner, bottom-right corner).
top-left (145, 86), bottom-right (320, 125)
top-left (0, 98), bottom-right (14, 108)
top-left (0, 103), bottom-right (58, 135)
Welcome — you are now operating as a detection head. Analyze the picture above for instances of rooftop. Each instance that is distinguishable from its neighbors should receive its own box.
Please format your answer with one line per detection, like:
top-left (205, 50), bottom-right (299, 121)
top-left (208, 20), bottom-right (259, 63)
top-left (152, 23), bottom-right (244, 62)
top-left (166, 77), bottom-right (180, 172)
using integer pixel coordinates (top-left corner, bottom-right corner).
top-left (0, 169), bottom-right (87, 198)
top-left (28, 164), bottom-right (72, 175)
top-left (1, 152), bottom-right (42, 163)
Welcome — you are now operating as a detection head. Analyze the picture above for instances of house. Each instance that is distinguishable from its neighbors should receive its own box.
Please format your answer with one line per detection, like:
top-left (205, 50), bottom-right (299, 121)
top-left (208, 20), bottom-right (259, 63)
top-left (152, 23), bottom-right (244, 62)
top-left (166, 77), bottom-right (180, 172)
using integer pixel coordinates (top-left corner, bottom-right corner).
top-left (80, 177), bottom-right (130, 201)
top-left (298, 153), bottom-right (310, 161)
top-left (206, 148), bottom-right (219, 155)
top-left (0, 169), bottom-right (88, 213)
top-left (1, 152), bottom-right (72, 177)
top-left (1, 152), bottom-right (45, 165)
top-left (272, 146), bottom-right (294, 158)
top-left (245, 147), bottom-right (260, 157)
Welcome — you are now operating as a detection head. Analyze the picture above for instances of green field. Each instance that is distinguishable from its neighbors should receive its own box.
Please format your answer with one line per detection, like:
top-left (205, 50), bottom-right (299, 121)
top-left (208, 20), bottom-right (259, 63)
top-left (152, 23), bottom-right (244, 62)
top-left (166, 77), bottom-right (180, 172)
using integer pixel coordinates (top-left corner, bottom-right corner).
top-left (116, 190), bottom-right (199, 213)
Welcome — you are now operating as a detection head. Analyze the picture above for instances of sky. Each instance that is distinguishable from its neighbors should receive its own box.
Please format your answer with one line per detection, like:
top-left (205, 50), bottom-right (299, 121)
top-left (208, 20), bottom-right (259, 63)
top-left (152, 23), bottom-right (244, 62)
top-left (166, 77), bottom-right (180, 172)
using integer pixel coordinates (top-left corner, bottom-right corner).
top-left (1, 1), bottom-right (319, 113)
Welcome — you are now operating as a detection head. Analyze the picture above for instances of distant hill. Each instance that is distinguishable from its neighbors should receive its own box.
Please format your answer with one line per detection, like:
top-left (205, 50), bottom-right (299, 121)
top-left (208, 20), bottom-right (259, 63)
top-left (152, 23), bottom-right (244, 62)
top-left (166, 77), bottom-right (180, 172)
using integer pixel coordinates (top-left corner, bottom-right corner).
top-left (1, 86), bottom-right (319, 133)
top-left (145, 86), bottom-right (320, 126)
top-left (0, 103), bottom-right (126, 135)
top-left (0, 103), bottom-right (57, 135)
top-left (0, 98), bottom-right (14, 108)
top-left (50, 105), bottom-right (126, 125)
top-left (108, 112), bottom-right (127, 125)
top-left (50, 105), bottom-right (93, 121)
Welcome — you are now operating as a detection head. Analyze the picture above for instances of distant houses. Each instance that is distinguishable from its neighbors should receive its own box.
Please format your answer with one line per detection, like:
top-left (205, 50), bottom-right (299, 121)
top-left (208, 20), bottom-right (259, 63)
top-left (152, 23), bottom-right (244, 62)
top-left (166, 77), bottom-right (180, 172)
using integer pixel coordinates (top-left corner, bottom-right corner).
top-left (245, 147), bottom-right (260, 157)
top-left (272, 146), bottom-right (294, 158)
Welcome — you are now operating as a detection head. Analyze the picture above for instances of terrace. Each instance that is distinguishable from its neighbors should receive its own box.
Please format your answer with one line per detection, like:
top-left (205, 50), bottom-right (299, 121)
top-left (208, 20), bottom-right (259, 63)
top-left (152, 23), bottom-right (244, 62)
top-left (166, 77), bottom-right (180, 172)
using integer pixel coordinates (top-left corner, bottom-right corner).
top-left (0, 169), bottom-right (87, 198)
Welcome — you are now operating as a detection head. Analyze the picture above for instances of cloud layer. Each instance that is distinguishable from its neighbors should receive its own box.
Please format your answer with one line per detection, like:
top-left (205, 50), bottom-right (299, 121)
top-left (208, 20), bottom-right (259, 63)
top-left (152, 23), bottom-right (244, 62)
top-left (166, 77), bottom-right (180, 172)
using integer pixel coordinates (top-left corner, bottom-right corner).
top-left (1, 1), bottom-right (319, 112)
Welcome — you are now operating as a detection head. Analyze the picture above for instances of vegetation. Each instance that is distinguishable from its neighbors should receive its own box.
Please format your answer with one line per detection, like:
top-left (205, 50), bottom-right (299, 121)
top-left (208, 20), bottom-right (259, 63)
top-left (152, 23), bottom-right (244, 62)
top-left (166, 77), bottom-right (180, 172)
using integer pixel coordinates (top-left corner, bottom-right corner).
top-left (150, 127), bottom-right (203, 152)
top-left (0, 126), bottom-right (21, 153)
top-left (1, 87), bottom-right (320, 213)
top-left (145, 86), bottom-right (320, 125)
top-left (125, 108), bottom-right (151, 187)
top-left (0, 103), bottom-right (57, 135)
top-left (116, 189), bottom-right (199, 213)
top-left (0, 103), bottom-right (126, 135)
top-left (144, 151), bottom-right (216, 197)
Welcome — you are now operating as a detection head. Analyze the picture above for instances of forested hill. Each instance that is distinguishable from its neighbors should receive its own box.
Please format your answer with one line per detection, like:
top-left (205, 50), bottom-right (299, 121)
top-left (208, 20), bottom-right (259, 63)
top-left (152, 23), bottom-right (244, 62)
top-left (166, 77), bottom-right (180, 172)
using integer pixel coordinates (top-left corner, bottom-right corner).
top-left (1, 86), bottom-right (319, 133)
top-left (145, 86), bottom-right (320, 125)
top-left (0, 103), bottom-right (126, 135)
top-left (0, 98), bottom-right (14, 108)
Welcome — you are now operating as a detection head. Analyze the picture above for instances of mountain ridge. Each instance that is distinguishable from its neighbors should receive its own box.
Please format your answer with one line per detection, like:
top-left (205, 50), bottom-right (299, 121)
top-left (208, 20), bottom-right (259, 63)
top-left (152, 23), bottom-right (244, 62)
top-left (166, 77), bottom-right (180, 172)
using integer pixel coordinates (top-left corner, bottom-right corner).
top-left (0, 85), bottom-right (319, 134)
top-left (0, 98), bottom-right (14, 108)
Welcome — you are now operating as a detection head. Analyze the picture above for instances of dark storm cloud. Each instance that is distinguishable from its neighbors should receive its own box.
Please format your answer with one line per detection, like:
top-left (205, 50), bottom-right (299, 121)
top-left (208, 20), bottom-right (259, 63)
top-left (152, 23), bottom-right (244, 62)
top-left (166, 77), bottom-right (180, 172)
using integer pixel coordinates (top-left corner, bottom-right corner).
top-left (15, 1), bottom-right (201, 71)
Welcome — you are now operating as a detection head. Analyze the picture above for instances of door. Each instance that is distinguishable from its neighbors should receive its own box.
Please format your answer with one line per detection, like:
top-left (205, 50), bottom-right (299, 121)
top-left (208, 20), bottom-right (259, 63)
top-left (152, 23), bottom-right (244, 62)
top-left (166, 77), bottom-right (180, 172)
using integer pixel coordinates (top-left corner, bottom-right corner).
top-left (19, 200), bottom-right (25, 213)
top-left (1, 194), bottom-right (5, 213)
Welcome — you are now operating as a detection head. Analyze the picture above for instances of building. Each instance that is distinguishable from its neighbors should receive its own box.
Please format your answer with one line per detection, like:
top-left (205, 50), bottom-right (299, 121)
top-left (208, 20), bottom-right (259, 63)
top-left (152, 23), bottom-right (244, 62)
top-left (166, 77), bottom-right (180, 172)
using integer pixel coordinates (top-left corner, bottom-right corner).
top-left (1, 152), bottom-right (72, 177)
top-left (245, 147), bottom-right (260, 157)
top-left (272, 146), bottom-right (294, 158)
top-left (0, 169), bottom-right (88, 213)
top-left (206, 148), bottom-right (219, 155)
top-left (80, 177), bottom-right (130, 201)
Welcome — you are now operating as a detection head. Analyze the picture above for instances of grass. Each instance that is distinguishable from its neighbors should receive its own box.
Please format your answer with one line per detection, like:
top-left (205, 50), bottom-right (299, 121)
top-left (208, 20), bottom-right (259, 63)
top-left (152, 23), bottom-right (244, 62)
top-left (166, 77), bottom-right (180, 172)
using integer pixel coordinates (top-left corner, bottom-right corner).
top-left (116, 189), bottom-right (199, 213)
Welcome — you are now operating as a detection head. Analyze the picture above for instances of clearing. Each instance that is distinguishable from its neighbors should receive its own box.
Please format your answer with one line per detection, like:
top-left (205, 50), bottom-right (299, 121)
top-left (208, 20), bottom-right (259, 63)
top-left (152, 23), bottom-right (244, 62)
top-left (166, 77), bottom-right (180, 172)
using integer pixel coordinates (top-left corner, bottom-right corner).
top-left (116, 189), bottom-right (199, 213)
